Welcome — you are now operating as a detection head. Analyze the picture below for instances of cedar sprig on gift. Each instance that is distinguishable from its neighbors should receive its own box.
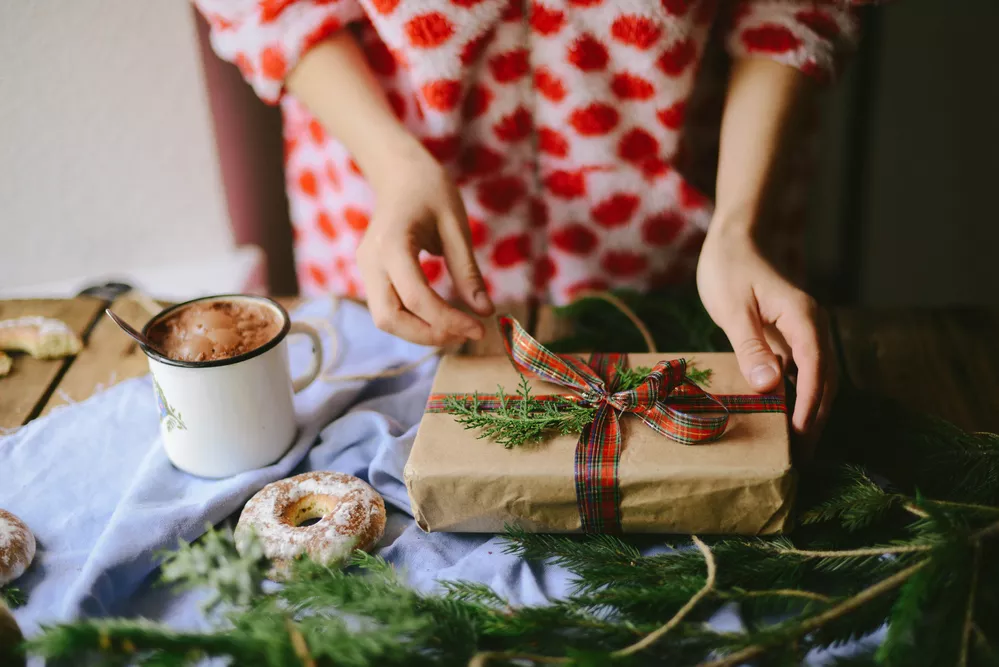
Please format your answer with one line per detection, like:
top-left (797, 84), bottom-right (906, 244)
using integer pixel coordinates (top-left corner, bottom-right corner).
top-left (444, 364), bottom-right (712, 449)
top-left (443, 376), bottom-right (596, 448)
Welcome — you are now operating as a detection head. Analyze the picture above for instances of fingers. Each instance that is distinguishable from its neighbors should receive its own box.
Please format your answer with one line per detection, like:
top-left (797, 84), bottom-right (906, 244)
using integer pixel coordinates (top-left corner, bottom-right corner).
top-left (774, 295), bottom-right (825, 436)
top-left (384, 243), bottom-right (485, 343)
top-left (439, 213), bottom-right (494, 316)
top-left (360, 265), bottom-right (439, 346)
top-left (720, 306), bottom-right (782, 393)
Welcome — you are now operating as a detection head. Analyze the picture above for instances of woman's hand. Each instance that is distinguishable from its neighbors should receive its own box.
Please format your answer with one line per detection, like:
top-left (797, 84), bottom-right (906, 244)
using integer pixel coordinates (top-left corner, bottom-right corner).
top-left (357, 138), bottom-right (494, 347)
top-left (696, 226), bottom-right (836, 442)
top-left (285, 33), bottom-right (493, 346)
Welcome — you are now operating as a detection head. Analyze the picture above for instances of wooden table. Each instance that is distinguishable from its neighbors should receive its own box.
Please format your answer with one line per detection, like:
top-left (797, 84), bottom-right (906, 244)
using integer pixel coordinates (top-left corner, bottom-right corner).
top-left (3, 297), bottom-right (999, 435)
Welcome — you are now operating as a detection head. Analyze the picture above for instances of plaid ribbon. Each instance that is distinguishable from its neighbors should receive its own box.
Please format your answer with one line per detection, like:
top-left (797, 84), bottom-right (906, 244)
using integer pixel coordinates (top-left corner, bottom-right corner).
top-left (426, 316), bottom-right (786, 534)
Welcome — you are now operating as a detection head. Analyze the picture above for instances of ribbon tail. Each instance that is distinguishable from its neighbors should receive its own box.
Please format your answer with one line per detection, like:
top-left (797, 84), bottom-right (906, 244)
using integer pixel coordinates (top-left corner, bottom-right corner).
top-left (574, 402), bottom-right (623, 534)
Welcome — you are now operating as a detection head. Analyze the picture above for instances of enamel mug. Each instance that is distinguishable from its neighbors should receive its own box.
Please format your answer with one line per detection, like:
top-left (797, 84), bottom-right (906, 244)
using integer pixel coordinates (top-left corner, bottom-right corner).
top-left (140, 295), bottom-right (322, 478)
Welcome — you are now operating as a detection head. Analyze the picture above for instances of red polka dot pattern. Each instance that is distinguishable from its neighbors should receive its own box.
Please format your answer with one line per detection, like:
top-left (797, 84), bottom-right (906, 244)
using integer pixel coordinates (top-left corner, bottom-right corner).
top-left (534, 68), bottom-right (566, 102)
top-left (405, 12), bottom-right (455, 49)
top-left (618, 129), bottom-right (659, 164)
top-left (658, 38), bottom-right (696, 76)
top-left (461, 27), bottom-right (496, 65)
top-left (200, 0), bottom-right (851, 302)
top-left (420, 80), bottom-right (462, 111)
top-left (741, 25), bottom-right (802, 54)
top-left (370, 0), bottom-right (399, 15)
top-left (308, 263), bottom-right (328, 288)
top-left (661, 0), bottom-right (691, 16)
top-left (460, 143), bottom-right (505, 176)
top-left (489, 49), bottom-right (529, 83)
top-left (568, 34), bottom-right (609, 72)
top-left (534, 256), bottom-right (557, 288)
top-left (544, 170), bottom-right (587, 199)
top-left (422, 135), bottom-right (460, 162)
top-left (611, 72), bottom-right (655, 100)
top-left (308, 119), bottom-right (325, 144)
top-left (530, 198), bottom-right (549, 228)
top-left (642, 212), bottom-right (684, 245)
top-left (468, 217), bottom-right (488, 247)
top-left (260, 45), bottom-right (286, 80)
top-left (493, 107), bottom-right (532, 142)
top-left (299, 169), bottom-right (319, 197)
top-left (492, 233), bottom-right (531, 267)
top-left (530, 4), bottom-right (565, 35)
top-left (421, 257), bottom-right (444, 283)
top-left (315, 211), bottom-right (337, 240)
top-left (344, 207), bottom-right (369, 232)
top-left (477, 176), bottom-right (525, 213)
top-left (657, 101), bottom-right (686, 130)
top-left (537, 127), bottom-right (569, 157)
top-left (553, 224), bottom-right (597, 255)
top-left (610, 16), bottom-right (661, 50)
top-left (601, 250), bottom-right (647, 277)
top-left (569, 103), bottom-right (619, 136)
top-left (592, 193), bottom-right (640, 228)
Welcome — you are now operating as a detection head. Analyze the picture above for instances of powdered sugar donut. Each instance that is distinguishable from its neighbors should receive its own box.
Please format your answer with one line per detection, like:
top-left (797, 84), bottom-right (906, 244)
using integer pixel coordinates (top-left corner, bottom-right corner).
top-left (235, 472), bottom-right (385, 575)
top-left (0, 316), bottom-right (82, 360)
top-left (0, 509), bottom-right (35, 586)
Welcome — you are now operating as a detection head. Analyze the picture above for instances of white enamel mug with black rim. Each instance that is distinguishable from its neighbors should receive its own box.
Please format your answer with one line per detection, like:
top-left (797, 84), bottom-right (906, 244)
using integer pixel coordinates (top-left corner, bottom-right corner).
top-left (140, 295), bottom-right (323, 478)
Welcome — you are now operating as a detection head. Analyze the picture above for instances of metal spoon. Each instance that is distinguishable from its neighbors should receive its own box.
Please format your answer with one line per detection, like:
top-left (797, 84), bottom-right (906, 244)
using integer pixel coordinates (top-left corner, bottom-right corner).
top-left (105, 309), bottom-right (158, 352)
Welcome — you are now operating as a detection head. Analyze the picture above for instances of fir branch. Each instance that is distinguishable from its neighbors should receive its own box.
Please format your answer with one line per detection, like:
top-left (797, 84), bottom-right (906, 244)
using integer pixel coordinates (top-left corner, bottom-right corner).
top-left (444, 378), bottom-right (596, 448)
top-left (611, 536), bottom-right (716, 658)
top-left (701, 560), bottom-right (931, 667)
top-left (446, 364), bottom-right (713, 449)
top-left (0, 586), bottom-right (25, 609)
top-left (158, 525), bottom-right (266, 611)
top-left (801, 466), bottom-right (904, 531)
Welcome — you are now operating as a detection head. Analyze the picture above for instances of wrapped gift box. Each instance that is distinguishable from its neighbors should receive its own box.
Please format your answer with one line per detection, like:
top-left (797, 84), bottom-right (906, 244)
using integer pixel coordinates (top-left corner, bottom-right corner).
top-left (404, 344), bottom-right (795, 535)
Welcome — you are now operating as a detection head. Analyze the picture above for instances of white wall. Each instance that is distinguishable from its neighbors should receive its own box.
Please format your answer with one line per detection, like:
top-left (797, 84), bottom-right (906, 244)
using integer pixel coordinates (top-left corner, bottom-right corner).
top-left (0, 1), bottom-right (258, 299)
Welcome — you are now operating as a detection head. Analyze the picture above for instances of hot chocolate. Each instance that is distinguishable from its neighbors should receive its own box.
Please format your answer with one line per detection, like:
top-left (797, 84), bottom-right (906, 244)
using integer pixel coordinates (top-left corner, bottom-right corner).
top-left (148, 299), bottom-right (282, 363)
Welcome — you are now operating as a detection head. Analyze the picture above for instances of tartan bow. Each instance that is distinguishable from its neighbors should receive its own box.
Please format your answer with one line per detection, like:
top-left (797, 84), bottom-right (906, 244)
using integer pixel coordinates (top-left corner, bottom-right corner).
top-left (499, 316), bottom-right (731, 533)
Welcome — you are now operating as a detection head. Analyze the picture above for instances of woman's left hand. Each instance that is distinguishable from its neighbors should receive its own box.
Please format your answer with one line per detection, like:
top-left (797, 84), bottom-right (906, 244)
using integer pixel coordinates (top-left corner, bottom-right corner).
top-left (696, 226), bottom-right (836, 444)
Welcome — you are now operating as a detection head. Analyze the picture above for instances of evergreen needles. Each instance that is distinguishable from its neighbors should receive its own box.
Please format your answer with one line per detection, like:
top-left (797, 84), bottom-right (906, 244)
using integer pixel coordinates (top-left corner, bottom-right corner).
top-left (443, 376), bottom-right (596, 448)
top-left (443, 364), bottom-right (713, 448)
top-left (20, 290), bottom-right (999, 666)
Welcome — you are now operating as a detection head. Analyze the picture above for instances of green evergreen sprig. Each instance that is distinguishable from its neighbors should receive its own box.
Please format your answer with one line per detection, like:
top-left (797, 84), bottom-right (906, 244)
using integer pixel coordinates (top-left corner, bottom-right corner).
top-left (0, 586), bottom-right (24, 609)
top-left (20, 290), bottom-right (999, 666)
top-left (444, 363), bottom-right (712, 449)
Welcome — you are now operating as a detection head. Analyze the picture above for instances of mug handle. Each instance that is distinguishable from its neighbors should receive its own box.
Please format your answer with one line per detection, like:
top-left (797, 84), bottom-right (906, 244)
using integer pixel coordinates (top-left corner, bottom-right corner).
top-left (288, 321), bottom-right (324, 393)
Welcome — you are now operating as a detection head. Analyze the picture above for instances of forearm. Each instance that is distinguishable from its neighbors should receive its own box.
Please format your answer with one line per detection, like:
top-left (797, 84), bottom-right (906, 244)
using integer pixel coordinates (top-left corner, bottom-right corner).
top-left (710, 57), bottom-right (810, 238)
top-left (285, 32), bottom-right (423, 195)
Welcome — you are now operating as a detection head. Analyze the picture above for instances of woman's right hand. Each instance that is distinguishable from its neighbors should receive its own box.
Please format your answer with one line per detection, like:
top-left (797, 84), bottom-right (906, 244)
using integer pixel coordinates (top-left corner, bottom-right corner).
top-left (357, 138), bottom-right (494, 347)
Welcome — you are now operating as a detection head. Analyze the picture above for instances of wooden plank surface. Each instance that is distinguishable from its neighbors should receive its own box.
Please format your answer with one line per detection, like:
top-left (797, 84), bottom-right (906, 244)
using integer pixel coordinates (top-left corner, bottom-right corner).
top-left (834, 308), bottom-right (999, 432)
top-left (0, 298), bottom-right (104, 429)
top-left (39, 296), bottom-right (160, 417)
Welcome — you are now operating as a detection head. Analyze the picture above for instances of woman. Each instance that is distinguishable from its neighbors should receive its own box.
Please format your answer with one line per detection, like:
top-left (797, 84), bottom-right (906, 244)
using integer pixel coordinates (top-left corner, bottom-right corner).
top-left (195, 0), bottom-right (857, 438)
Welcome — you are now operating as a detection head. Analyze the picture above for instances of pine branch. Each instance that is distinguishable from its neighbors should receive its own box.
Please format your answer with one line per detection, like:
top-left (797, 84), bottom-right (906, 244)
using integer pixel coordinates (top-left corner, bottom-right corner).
top-left (0, 586), bottom-right (25, 609)
top-left (444, 378), bottom-right (596, 448)
top-left (158, 524), bottom-right (266, 611)
top-left (445, 365), bottom-right (714, 449)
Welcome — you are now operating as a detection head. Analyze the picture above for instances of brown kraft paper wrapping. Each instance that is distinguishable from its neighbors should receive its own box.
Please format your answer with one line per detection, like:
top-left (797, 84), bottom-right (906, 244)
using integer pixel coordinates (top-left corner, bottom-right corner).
top-left (404, 352), bottom-right (796, 535)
